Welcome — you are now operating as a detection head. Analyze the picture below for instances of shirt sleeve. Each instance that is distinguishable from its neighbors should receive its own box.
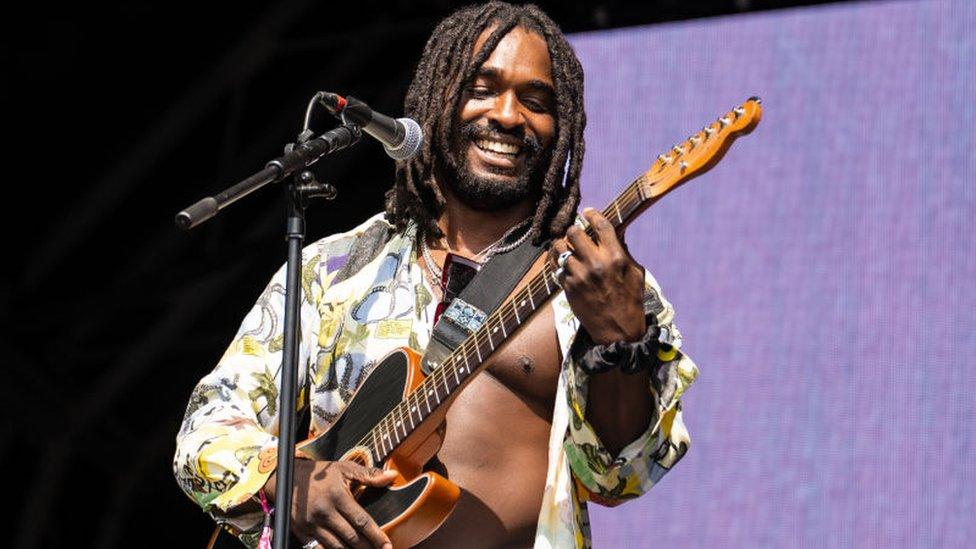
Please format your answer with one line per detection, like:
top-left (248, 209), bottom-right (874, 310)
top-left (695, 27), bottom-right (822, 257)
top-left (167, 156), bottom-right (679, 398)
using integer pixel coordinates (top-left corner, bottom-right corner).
top-left (172, 246), bottom-right (325, 543)
top-left (562, 272), bottom-right (699, 507)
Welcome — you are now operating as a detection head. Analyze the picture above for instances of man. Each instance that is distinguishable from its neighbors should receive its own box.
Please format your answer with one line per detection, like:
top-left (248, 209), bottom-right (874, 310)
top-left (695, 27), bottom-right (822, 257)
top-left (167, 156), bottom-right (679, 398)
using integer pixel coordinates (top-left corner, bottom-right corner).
top-left (174, 3), bottom-right (697, 548)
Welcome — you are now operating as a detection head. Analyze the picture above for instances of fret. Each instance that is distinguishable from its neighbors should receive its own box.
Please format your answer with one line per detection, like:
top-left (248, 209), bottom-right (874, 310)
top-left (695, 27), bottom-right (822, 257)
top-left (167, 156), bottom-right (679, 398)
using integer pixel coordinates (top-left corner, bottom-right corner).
top-left (379, 419), bottom-right (391, 450)
top-left (434, 369), bottom-right (446, 396)
top-left (417, 397), bottom-right (426, 422)
top-left (435, 374), bottom-right (448, 402)
top-left (368, 433), bottom-right (378, 461)
top-left (344, 99), bottom-right (762, 472)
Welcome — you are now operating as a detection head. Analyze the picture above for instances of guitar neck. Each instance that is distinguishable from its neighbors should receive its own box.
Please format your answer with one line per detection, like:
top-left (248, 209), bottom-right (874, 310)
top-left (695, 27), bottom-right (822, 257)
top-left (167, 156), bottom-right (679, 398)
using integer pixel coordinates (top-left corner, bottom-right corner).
top-left (361, 97), bottom-right (763, 463)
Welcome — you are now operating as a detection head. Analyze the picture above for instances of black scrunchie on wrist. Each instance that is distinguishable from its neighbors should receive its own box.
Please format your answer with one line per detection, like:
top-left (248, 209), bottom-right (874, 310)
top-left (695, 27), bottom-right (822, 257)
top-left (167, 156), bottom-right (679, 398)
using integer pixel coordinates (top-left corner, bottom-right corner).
top-left (573, 322), bottom-right (678, 375)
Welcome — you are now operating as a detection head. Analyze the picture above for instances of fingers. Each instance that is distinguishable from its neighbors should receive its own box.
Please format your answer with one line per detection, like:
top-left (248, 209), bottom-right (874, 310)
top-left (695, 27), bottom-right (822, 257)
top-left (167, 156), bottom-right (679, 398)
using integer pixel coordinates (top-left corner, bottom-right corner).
top-left (306, 525), bottom-right (350, 549)
top-left (565, 223), bottom-right (597, 260)
top-left (341, 463), bottom-right (397, 488)
top-left (581, 207), bottom-right (623, 251)
top-left (336, 490), bottom-right (392, 549)
top-left (320, 504), bottom-right (371, 549)
top-left (335, 463), bottom-right (394, 547)
top-left (549, 239), bottom-right (583, 279)
top-left (297, 461), bottom-right (396, 549)
top-left (583, 208), bottom-right (617, 246)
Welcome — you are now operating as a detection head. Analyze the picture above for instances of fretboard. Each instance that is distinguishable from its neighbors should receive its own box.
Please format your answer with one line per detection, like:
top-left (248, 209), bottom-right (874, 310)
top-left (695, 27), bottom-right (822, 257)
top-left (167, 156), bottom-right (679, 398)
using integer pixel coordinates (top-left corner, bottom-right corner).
top-left (361, 175), bottom-right (652, 463)
top-left (357, 96), bottom-right (762, 463)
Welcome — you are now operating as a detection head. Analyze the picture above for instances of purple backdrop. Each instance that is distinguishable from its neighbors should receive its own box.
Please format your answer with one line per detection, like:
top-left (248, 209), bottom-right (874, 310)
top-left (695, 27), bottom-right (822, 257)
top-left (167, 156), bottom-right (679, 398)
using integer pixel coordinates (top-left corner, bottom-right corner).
top-left (568, 0), bottom-right (976, 546)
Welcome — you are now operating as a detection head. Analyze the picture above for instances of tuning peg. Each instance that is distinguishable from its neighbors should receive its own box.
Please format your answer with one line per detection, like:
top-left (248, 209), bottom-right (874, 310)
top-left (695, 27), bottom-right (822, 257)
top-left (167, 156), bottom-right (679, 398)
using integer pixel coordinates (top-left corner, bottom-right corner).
top-left (672, 145), bottom-right (685, 155)
top-left (719, 116), bottom-right (731, 127)
top-left (734, 107), bottom-right (745, 116)
top-left (658, 154), bottom-right (673, 163)
top-left (703, 126), bottom-right (715, 136)
top-left (679, 161), bottom-right (688, 171)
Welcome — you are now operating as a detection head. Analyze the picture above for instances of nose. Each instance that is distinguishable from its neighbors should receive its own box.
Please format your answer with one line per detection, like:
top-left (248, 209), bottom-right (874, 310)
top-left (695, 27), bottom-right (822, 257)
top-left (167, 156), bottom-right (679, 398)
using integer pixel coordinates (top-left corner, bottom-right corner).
top-left (486, 90), bottom-right (524, 130)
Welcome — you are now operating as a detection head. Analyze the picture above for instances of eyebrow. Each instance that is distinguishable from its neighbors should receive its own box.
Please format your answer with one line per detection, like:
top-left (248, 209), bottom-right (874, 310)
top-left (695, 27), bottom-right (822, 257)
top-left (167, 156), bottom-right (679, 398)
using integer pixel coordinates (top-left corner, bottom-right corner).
top-left (474, 67), bottom-right (555, 96)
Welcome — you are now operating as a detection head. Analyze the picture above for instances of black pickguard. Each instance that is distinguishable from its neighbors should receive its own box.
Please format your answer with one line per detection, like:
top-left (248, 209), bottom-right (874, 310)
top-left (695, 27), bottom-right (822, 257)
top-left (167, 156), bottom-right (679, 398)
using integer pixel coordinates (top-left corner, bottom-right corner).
top-left (302, 349), bottom-right (409, 461)
top-left (297, 349), bottom-right (429, 533)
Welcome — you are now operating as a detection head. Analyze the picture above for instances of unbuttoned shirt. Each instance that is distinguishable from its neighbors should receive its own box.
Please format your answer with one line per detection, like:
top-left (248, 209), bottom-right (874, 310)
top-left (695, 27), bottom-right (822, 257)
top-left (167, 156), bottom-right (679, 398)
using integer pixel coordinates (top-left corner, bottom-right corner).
top-left (173, 213), bottom-right (698, 548)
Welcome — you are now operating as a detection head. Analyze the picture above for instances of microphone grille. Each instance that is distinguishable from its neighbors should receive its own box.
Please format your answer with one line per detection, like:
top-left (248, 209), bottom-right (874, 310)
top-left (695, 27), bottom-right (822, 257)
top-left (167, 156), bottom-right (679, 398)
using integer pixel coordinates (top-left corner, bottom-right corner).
top-left (384, 118), bottom-right (423, 161)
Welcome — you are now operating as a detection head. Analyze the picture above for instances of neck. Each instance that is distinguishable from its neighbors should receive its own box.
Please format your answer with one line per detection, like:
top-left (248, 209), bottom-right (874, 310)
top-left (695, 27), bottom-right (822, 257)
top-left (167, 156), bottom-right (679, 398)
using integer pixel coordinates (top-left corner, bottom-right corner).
top-left (434, 187), bottom-right (534, 257)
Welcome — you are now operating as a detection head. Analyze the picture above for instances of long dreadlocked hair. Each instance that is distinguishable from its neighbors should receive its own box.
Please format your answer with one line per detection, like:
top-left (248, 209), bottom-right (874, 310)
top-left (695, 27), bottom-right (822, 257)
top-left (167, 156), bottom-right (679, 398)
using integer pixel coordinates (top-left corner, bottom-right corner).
top-left (384, 1), bottom-right (586, 244)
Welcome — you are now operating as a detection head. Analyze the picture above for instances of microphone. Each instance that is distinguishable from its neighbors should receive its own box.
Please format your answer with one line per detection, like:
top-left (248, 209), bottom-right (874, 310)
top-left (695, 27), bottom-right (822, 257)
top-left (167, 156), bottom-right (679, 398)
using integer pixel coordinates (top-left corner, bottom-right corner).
top-left (318, 93), bottom-right (422, 161)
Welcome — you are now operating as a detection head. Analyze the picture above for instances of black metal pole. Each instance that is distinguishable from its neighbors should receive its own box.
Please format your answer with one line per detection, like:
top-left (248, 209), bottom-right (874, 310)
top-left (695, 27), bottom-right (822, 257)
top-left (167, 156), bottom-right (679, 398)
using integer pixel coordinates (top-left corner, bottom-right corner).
top-left (176, 94), bottom-right (358, 547)
top-left (273, 188), bottom-right (305, 549)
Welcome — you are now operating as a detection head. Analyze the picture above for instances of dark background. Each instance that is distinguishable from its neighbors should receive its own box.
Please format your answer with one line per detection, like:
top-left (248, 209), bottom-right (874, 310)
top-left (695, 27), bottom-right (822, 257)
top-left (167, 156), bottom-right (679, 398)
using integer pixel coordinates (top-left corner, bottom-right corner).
top-left (3, 1), bottom-right (847, 547)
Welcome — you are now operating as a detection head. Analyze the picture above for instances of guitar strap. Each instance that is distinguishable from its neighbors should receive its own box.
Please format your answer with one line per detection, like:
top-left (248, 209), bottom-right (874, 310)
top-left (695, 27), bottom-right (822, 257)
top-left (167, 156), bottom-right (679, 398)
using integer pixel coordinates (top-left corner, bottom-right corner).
top-left (421, 232), bottom-right (546, 374)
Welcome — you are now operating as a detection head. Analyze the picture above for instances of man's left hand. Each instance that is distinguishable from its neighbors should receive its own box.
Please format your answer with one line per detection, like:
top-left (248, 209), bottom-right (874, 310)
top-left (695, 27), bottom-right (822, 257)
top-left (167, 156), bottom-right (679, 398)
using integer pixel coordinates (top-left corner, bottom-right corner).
top-left (549, 208), bottom-right (646, 345)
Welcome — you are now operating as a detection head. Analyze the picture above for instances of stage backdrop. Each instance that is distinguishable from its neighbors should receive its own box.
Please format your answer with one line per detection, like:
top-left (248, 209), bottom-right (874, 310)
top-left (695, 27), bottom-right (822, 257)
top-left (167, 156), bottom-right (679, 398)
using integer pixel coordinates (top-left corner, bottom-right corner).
top-left (569, 0), bottom-right (975, 546)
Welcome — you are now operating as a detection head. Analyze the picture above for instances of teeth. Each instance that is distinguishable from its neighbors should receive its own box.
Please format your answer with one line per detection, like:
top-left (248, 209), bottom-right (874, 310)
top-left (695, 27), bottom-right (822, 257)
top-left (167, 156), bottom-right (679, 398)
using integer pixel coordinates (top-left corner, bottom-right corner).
top-left (476, 139), bottom-right (520, 155)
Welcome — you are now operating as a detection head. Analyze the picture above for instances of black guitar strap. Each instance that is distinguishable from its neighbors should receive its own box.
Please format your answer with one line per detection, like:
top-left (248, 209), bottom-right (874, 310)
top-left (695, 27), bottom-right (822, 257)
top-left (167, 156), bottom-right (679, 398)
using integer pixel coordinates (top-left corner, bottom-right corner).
top-left (421, 233), bottom-right (546, 374)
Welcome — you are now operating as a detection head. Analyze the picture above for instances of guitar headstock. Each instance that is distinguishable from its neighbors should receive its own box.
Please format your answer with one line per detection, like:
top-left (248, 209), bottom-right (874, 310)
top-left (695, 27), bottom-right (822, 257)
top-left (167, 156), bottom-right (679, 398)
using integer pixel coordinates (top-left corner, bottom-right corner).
top-left (639, 97), bottom-right (762, 201)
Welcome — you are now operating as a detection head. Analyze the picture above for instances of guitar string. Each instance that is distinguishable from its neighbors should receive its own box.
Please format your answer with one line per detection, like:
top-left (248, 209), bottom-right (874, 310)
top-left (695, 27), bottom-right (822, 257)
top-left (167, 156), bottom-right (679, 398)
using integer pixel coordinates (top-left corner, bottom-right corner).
top-left (367, 109), bottom-right (747, 456)
top-left (363, 182), bottom-right (651, 458)
top-left (360, 117), bottom-right (737, 458)
top-left (363, 183), bottom-right (649, 458)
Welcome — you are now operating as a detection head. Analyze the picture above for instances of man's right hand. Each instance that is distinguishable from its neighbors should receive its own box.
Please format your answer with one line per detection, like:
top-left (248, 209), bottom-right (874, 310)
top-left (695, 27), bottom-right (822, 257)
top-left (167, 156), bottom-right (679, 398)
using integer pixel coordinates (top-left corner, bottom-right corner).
top-left (264, 459), bottom-right (397, 549)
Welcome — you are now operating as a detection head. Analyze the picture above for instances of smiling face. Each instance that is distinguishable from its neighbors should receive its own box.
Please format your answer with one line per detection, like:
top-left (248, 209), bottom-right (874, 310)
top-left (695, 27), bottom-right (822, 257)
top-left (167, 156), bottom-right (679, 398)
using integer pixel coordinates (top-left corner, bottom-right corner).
top-left (446, 25), bottom-right (557, 212)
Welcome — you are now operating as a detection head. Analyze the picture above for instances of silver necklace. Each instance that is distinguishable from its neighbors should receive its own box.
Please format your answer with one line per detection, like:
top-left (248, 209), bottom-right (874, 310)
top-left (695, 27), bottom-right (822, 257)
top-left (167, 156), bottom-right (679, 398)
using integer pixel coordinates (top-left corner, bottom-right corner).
top-left (421, 236), bottom-right (446, 285)
top-left (420, 220), bottom-right (533, 281)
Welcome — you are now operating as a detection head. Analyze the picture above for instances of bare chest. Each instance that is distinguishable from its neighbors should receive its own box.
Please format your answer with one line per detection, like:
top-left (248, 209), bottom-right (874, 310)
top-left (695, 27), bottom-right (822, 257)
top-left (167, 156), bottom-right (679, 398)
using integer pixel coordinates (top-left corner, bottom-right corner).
top-left (418, 306), bottom-right (563, 547)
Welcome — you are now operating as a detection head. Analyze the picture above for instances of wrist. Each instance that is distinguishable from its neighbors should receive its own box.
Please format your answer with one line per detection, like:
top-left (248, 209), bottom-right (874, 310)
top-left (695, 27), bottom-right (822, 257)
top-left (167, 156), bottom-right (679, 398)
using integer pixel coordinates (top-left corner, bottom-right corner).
top-left (574, 321), bottom-right (677, 375)
top-left (589, 321), bottom-right (647, 346)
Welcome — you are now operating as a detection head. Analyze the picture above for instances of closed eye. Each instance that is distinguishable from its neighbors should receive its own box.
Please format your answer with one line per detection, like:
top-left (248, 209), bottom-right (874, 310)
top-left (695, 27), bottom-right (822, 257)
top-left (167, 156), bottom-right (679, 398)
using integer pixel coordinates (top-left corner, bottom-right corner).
top-left (468, 86), bottom-right (494, 99)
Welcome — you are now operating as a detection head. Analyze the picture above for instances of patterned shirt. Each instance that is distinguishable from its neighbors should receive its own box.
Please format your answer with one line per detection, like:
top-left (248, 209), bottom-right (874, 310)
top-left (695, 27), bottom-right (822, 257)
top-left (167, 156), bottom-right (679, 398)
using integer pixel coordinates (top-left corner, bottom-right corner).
top-left (173, 213), bottom-right (698, 548)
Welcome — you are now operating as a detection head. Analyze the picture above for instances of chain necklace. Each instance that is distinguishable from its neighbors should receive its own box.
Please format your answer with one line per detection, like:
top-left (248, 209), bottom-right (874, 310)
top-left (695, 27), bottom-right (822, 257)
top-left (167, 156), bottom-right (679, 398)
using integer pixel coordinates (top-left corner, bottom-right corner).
top-left (420, 219), bottom-right (534, 283)
top-left (420, 237), bottom-right (446, 292)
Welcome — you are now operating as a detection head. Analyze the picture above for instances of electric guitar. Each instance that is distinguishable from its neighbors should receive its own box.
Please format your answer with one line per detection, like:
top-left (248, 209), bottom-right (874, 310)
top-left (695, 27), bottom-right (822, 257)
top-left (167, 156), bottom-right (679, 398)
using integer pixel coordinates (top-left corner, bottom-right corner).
top-left (295, 98), bottom-right (763, 547)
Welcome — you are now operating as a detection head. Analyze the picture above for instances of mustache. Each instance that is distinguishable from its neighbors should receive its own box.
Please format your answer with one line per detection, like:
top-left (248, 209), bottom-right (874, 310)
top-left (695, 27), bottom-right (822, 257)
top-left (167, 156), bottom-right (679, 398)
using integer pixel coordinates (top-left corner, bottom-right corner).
top-left (459, 123), bottom-right (542, 157)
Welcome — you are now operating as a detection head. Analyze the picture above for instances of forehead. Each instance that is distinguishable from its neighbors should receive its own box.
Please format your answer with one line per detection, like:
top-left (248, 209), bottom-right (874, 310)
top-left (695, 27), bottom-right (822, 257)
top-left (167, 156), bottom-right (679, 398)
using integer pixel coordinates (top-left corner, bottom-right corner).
top-left (471, 25), bottom-right (553, 85)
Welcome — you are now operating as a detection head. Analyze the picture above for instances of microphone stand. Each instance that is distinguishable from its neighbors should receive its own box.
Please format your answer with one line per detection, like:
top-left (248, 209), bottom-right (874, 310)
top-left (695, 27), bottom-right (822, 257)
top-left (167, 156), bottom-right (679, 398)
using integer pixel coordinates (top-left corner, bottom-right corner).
top-left (176, 98), bottom-right (361, 549)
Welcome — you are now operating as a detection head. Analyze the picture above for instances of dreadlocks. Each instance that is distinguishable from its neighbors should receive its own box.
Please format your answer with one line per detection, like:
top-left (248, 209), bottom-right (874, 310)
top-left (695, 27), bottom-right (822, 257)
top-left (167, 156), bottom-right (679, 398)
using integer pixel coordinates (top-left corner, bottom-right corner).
top-left (384, 2), bottom-right (586, 244)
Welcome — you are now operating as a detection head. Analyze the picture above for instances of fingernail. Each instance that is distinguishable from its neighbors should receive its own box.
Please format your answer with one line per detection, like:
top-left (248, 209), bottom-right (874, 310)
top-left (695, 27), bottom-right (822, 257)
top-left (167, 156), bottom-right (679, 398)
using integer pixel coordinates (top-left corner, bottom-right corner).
top-left (383, 543), bottom-right (393, 549)
top-left (583, 207), bottom-right (595, 213)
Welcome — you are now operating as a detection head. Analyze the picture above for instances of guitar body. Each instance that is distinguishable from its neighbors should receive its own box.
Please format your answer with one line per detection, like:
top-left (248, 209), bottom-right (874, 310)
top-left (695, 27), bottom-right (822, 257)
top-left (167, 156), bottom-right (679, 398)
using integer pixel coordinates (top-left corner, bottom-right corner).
top-left (297, 348), bottom-right (460, 548)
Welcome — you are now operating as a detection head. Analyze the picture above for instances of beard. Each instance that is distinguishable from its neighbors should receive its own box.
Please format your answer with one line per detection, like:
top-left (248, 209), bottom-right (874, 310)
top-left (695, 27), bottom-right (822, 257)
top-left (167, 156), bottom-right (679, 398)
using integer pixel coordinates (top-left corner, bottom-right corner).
top-left (445, 122), bottom-right (549, 212)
